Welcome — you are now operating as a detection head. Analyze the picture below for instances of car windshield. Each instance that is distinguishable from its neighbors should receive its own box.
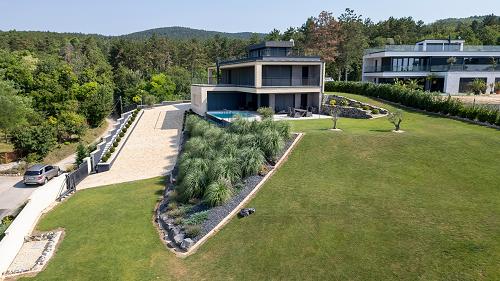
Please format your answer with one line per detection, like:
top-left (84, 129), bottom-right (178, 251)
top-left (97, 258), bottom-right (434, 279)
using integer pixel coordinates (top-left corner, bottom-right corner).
top-left (25, 170), bottom-right (42, 176)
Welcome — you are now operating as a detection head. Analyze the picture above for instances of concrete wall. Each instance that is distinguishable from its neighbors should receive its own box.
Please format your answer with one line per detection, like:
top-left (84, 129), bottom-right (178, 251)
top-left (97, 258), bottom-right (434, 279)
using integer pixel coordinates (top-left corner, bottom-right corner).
top-left (444, 72), bottom-right (500, 94)
top-left (0, 175), bottom-right (67, 275)
top-left (190, 85), bottom-right (208, 115)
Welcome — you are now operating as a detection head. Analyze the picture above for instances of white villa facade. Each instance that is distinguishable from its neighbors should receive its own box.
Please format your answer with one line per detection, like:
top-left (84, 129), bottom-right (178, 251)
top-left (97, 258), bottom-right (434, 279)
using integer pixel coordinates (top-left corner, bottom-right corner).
top-left (362, 39), bottom-right (500, 94)
top-left (191, 41), bottom-right (325, 116)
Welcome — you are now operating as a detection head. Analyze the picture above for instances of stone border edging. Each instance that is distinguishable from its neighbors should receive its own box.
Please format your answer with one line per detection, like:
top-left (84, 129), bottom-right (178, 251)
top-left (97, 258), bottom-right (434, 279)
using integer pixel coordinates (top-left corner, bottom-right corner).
top-left (172, 132), bottom-right (304, 258)
top-left (363, 96), bottom-right (500, 130)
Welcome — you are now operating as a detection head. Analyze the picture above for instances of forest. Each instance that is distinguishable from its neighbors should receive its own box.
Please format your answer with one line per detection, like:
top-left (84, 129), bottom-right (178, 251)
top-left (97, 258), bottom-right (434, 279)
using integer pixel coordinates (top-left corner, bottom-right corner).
top-left (0, 9), bottom-right (499, 161)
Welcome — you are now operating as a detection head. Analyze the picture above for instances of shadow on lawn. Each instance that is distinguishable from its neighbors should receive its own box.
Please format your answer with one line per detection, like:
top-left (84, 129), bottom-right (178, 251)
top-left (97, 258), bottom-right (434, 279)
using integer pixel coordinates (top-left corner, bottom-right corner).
top-left (369, 129), bottom-right (393, 132)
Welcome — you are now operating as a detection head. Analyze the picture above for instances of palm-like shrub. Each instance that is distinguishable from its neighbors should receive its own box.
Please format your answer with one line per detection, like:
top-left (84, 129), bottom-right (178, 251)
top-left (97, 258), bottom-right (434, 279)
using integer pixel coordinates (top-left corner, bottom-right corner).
top-left (259, 129), bottom-right (285, 161)
top-left (238, 147), bottom-right (265, 177)
top-left (257, 107), bottom-right (274, 119)
top-left (229, 117), bottom-right (253, 135)
top-left (179, 168), bottom-right (207, 199)
top-left (176, 115), bottom-right (289, 204)
top-left (239, 133), bottom-right (259, 148)
top-left (177, 157), bottom-right (209, 195)
top-left (183, 137), bottom-right (210, 158)
top-left (209, 156), bottom-right (241, 183)
top-left (190, 120), bottom-right (211, 137)
top-left (273, 121), bottom-right (291, 140)
top-left (185, 115), bottom-right (200, 135)
top-left (204, 179), bottom-right (233, 206)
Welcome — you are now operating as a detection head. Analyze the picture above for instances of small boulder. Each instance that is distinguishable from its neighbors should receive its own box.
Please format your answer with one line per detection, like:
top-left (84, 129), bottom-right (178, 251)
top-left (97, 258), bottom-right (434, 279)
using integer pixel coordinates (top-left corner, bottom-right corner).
top-left (173, 233), bottom-right (185, 245)
top-left (169, 226), bottom-right (180, 238)
top-left (238, 208), bottom-right (256, 218)
top-left (180, 238), bottom-right (194, 250)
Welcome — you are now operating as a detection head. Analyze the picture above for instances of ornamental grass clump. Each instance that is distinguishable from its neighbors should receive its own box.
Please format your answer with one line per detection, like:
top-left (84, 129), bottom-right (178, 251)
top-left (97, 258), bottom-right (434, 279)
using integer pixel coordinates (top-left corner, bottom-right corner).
top-left (175, 115), bottom-right (290, 206)
top-left (204, 179), bottom-right (233, 206)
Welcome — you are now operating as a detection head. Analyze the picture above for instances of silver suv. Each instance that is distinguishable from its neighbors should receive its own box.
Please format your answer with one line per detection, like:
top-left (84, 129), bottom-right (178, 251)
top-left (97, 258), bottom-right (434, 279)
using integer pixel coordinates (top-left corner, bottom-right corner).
top-left (23, 164), bottom-right (61, 185)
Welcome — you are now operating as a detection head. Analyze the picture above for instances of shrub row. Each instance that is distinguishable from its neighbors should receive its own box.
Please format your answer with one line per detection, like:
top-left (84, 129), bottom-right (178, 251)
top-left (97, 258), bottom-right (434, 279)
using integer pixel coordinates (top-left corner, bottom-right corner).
top-left (101, 109), bottom-right (140, 162)
top-left (325, 81), bottom-right (500, 126)
top-left (176, 115), bottom-right (291, 206)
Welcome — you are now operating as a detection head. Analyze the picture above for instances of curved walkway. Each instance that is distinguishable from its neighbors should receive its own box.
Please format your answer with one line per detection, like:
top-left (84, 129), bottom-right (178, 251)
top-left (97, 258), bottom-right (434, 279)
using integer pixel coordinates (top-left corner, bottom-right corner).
top-left (78, 103), bottom-right (189, 189)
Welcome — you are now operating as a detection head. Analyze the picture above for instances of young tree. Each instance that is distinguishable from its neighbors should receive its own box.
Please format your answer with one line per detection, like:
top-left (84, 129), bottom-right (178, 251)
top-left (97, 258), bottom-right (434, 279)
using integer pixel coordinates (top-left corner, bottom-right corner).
top-left (76, 142), bottom-right (88, 166)
top-left (0, 80), bottom-right (34, 140)
top-left (330, 105), bottom-right (341, 130)
top-left (79, 84), bottom-right (113, 127)
top-left (388, 110), bottom-right (404, 131)
top-left (10, 123), bottom-right (57, 159)
top-left (142, 73), bottom-right (176, 101)
top-left (336, 8), bottom-right (369, 81)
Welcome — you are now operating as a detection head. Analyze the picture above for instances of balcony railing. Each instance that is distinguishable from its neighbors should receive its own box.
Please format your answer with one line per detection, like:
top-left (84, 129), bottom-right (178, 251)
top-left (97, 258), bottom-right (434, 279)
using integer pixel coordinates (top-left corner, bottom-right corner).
top-left (262, 77), bottom-right (320, 87)
top-left (364, 45), bottom-right (500, 55)
top-left (364, 64), bottom-right (500, 73)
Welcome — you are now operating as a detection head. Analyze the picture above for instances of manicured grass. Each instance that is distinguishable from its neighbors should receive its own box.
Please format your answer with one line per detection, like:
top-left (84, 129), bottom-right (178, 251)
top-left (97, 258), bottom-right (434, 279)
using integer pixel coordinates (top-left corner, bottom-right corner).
top-left (27, 94), bottom-right (500, 280)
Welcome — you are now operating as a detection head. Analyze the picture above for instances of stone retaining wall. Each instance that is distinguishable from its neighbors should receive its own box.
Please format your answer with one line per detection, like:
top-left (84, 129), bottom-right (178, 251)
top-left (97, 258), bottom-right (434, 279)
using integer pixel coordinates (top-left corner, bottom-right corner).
top-left (322, 95), bottom-right (388, 118)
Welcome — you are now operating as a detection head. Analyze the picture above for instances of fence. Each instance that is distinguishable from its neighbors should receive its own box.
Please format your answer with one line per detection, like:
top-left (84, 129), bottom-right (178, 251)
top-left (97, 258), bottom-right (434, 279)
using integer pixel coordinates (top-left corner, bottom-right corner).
top-left (57, 159), bottom-right (90, 201)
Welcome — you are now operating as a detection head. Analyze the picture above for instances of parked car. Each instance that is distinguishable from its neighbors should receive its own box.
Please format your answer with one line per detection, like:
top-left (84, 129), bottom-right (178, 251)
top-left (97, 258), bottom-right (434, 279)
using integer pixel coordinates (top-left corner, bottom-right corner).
top-left (23, 164), bottom-right (61, 185)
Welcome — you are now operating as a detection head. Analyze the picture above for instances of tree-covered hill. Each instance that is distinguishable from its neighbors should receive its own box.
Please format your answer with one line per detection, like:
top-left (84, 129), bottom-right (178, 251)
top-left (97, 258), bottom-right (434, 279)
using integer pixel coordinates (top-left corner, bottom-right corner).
top-left (121, 26), bottom-right (264, 40)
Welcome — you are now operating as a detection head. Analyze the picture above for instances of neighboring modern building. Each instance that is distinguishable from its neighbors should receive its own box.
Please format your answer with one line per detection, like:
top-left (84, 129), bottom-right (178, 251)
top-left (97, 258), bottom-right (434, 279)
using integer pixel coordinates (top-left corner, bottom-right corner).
top-left (362, 39), bottom-right (500, 94)
top-left (191, 41), bottom-right (325, 116)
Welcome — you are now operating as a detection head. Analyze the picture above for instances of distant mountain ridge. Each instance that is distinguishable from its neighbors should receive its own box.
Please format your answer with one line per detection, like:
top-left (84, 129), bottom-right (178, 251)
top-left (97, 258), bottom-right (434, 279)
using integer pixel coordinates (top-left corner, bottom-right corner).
top-left (122, 26), bottom-right (264, 40)
top-left (433, 15), bottom-right (498, 25)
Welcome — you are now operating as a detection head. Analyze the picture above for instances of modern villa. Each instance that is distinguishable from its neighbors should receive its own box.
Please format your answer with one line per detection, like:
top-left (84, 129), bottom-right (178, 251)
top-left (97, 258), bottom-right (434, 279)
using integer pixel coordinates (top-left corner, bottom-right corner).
top-left (362, 39), bottom-right (500, 94)
top-left (190, 41), bottom-right (325, 117)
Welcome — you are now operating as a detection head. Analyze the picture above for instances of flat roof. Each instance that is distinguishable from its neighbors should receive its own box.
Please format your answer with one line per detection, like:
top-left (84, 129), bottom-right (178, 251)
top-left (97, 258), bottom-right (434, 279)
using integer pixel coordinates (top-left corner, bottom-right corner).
top-left (416, 39), bottom-right (465, 44)
top-left (219, 55), bottom-right (321, 66)
top-left (247, 41), bottom-right (294, 51)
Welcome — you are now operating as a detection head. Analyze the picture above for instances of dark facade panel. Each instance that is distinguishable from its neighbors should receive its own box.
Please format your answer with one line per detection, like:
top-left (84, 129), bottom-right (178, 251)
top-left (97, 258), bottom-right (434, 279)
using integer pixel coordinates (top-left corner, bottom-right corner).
top-left (275, 94), bottom-right (295, 112)
top-left (221, 67), bottom-right (255, 86)
top-left (207, 91), bottom-right (257, 111)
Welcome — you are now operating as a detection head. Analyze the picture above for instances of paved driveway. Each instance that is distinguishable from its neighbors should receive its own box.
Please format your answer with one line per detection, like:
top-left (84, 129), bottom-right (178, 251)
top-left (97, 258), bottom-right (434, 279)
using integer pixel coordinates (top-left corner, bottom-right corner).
top-left (0, 176), bottom-right (37, 218)
top-left (78, 103), bottom-right (188, 189)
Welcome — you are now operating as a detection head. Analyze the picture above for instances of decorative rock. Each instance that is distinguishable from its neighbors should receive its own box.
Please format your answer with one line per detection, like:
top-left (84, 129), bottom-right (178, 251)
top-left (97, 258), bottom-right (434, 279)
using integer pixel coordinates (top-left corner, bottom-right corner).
top-left (180, 238), bottom-right (194, 250)
top-left (169, 226), bottom-right (180, 237)
top-left (173, 233), bottom-right (185, 245)
top-left (238, 208), bottom-right (256, 217)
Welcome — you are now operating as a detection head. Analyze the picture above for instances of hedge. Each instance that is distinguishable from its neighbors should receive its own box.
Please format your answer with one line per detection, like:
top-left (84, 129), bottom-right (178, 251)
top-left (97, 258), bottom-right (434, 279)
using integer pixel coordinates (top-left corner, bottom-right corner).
top-left (325, 81), bottom-right (500, 126)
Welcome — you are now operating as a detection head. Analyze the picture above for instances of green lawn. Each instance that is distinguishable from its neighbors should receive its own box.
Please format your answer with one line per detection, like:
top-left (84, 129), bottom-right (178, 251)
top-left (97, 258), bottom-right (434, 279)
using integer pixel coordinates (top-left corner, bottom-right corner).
top-left (27, 94), bottom-right (500, 281)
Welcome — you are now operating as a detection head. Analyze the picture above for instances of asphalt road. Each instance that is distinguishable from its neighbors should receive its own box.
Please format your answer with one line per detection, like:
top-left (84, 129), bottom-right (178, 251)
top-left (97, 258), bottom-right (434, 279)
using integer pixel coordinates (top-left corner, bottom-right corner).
top-left (0, 176), bottom-right (37, 219)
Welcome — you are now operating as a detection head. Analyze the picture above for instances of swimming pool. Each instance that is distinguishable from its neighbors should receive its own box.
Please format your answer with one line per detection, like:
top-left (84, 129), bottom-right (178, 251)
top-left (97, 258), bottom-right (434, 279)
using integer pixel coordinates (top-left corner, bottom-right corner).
top-left (207, 111), bottom-right (257, 119)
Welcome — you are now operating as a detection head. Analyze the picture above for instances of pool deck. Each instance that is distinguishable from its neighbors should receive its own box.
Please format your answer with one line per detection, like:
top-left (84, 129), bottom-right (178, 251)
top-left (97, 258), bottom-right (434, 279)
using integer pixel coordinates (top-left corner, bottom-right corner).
top-left (206, 111), bottom-right (332, 123)
top-left (273, 114), bottom-right (332, 121)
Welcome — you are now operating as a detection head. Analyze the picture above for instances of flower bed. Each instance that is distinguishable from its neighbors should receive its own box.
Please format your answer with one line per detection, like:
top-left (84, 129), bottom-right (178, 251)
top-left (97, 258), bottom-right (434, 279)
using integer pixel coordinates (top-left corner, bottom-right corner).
top-left (322, 94), bottom-right (388, 119)
top-left (156, 115), bottom-right (296, 252)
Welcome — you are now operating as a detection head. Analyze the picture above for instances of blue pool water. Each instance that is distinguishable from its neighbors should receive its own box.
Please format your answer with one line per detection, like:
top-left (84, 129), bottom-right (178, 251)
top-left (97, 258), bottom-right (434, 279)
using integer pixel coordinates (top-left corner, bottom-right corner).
top-left (208, 111), bottom-right (255, 119)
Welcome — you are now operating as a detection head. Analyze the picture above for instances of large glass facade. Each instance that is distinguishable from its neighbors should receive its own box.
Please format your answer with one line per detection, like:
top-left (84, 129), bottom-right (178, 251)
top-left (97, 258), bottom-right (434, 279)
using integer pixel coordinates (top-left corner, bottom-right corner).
top-left (368, 56), bottom-right (499, 72)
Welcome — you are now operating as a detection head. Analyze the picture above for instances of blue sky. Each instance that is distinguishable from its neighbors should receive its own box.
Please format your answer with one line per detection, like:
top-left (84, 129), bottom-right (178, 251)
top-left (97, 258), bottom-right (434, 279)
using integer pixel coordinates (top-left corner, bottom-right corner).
top-left (0, 0), bottom-right (498, 35)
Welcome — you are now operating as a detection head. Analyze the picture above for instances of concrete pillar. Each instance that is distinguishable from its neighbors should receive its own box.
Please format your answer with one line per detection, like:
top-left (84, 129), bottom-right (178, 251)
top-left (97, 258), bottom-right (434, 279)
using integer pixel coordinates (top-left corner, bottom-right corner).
top-left (294, 93), bottom-right (301, 108)
top-left (254, 64), bottom-right (262, 88)
top-left (444, 73), bottom-right (460, 94)
top-left (269, 94), bottom-right (275, 111)
top-left (486, 75), bottom-right (496, 94)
